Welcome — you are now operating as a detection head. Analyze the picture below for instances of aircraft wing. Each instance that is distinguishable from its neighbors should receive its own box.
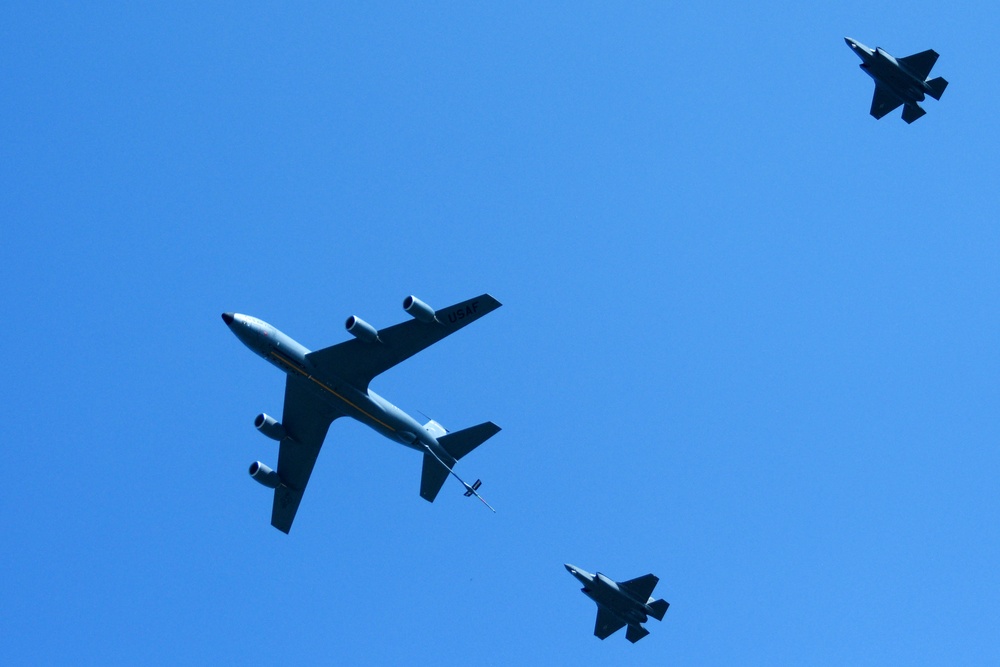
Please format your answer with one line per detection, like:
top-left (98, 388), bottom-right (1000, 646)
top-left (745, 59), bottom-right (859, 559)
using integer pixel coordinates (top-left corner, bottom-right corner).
top-left (305, 294), bottom-right (502, 390)
top-left (271, 374), bottom-right (341, 533)
top-left (898, 49), bottom-right (939, 80)
top-left (870, 84), bottom-right (904, 119)
top-left (620, 573), bottom-right (659, 602)
top-left (594, 608), bottom-right (627, 640)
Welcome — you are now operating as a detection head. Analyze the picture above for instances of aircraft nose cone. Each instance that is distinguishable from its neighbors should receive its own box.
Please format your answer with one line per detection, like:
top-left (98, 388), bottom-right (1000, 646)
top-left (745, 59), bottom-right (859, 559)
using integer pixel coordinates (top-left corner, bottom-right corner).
top-left (844, 37), bottom-right (855, 48)
top-left (565, 564), bottom-right (577, 575)
top-left (222, 312), bottom-right (235, 325)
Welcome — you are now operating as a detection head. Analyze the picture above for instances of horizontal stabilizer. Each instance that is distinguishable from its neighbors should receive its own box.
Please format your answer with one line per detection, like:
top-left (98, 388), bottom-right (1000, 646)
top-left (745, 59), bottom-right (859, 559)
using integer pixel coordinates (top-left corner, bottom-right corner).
top-left (648, 598), bottom-right (669, 621)
top-left (902, 103), bottom-right (926, 124)
top-left (625, 624), bottom-right (650, 643)
top-left (926, 76), bottom-right (948, 100)
top-left (419, 452), bottom-right (450, 503)
top-left (438, 421), bottom-right (501, 461)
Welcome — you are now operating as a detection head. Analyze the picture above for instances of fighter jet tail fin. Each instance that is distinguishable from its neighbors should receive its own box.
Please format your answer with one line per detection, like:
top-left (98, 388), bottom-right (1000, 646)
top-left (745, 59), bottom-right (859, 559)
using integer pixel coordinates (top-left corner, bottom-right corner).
top-left (648, 598), bottom-right (670, 621)
top-left (625, 624), bottom-right (650, 643)
top-left (438, 421), bottom-right (501, 461)
top-left (902, 103), bottom-right (927, 124)
top-left (926, 77), bottom-right (948, 100)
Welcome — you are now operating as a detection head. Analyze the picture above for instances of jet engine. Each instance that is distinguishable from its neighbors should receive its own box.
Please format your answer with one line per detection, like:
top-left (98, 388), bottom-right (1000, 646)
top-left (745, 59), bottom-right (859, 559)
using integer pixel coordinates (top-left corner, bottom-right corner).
top-left (254, 413), bottom-right (286, 441)
top-left (403, 295), bottom-right (437, 323)
top-left (249, 461), bottom-right (280, 488)
top-left (345, 315), bottom-right (380, 343)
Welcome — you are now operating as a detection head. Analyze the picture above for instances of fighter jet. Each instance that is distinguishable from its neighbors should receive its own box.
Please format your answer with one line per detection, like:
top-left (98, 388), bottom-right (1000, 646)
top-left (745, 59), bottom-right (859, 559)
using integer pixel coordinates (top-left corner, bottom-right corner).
top-left (222, 294), bottom-right (502, 533)
top-left (565, 564), bottom-right (669, 643)
top-left (845, 37), bottom-right (948, 123)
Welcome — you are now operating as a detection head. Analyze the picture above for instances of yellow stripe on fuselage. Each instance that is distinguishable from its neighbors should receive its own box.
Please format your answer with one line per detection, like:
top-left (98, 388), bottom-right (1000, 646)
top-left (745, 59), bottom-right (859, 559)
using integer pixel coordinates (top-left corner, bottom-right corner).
top-left (268, 351), bottom-right (397, 432)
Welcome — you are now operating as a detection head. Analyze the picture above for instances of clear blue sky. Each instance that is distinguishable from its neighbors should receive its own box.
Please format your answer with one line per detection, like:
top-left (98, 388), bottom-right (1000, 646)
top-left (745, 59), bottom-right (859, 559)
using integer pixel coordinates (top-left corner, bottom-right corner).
top-left (3, 3), bottom-right (998, 664)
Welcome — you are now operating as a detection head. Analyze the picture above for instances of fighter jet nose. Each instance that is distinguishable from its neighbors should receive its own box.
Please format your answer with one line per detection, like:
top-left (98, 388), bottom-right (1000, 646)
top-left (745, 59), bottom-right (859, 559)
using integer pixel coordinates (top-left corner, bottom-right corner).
top-left (565, 564), bottom-right (577, 574)
top-left (845, 37), bottom-right (855, 48)
top-left (222, 312), bottom-right (235, 325)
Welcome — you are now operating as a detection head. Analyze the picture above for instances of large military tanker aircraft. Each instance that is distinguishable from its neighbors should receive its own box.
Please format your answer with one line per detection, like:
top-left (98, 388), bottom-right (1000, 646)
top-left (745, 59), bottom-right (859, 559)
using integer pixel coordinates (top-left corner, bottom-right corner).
top-left (223, 294), bottom-right (502, 533)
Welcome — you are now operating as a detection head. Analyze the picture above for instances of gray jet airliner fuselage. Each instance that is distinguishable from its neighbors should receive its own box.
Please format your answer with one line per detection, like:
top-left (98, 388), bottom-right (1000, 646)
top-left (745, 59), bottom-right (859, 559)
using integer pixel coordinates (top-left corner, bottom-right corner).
top-left (223, 312), bottom-right (450, 462)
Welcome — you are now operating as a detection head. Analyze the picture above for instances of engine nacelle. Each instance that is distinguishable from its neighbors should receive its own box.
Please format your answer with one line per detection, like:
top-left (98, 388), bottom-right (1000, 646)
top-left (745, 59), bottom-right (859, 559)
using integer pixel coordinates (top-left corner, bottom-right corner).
top-left (403, 295), bottom-right (437, 323)
top-left (345, 315), bottom-right (380, 343)
top-left (254, 413), bottom-right (286, 441)
top-left (249, 461), bottom-right (281, 488)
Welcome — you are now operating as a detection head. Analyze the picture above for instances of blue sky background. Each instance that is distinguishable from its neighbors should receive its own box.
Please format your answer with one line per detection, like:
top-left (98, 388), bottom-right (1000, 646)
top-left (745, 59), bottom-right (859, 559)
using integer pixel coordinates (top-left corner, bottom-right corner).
top-left (3, 2), bottom-right (998, 664)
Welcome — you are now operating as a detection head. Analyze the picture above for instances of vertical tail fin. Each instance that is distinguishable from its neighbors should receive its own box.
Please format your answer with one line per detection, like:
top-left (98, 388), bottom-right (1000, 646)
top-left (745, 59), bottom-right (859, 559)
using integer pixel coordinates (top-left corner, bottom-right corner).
top-left (648, 598), bottom-right (670, 621)
top-left (926, 76), bottom-right (948, 100)
top-left (421, 418), bottom-right (447, 438)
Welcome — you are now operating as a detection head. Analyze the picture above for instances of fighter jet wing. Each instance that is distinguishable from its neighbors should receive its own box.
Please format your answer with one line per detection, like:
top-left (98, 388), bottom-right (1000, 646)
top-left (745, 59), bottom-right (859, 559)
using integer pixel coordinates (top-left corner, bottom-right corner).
top-left (594, 608), bottom-right (627, 640)
top-left (305, 294), bottom-right (502, 390)
top-left (898, 49), bottom-right (939, 80)
top-left (620, 573), bottom-right (659, 602)
top-left (870, 84), bottom-right (904, 119)
top-left (271, 374), bottom-right (341, 533)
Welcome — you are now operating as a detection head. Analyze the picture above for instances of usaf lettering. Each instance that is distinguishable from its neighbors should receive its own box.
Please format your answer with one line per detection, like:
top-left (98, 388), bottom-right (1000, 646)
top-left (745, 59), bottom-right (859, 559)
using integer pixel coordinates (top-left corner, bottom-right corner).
top-left (447, 301), bottom-right (480, 324)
